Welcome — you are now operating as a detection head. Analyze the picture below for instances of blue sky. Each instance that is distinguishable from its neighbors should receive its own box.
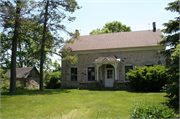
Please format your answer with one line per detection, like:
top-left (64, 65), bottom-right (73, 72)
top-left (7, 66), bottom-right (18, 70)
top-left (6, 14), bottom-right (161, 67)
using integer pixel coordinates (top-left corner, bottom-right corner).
top-left (53, 0), bottom-right (178, 65)
top-left (64, 0), bottom-right (178, 36)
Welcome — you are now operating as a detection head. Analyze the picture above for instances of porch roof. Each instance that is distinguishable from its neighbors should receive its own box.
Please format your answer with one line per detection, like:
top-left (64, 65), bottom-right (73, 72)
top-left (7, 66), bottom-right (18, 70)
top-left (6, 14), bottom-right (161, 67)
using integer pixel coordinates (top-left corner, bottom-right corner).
top-left (95, 55), bottom-right (120, 62)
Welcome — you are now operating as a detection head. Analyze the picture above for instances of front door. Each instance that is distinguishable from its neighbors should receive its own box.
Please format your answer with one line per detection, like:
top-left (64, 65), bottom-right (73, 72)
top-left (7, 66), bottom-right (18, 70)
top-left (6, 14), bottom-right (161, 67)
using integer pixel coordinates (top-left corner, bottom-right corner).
top-left (105, 68), bottom-right (114, 87)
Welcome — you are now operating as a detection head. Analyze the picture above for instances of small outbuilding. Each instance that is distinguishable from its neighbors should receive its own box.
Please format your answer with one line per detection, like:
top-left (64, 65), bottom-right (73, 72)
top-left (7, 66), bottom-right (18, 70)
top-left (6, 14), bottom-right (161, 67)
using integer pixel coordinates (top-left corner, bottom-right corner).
top-left (5, 66), bottom-right (40, 88)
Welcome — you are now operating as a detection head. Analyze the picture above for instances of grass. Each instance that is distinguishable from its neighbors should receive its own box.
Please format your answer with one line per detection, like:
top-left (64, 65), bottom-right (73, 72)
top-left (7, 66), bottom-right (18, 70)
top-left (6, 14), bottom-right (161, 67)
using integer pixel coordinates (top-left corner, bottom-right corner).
top-left (1, 89), bottom-right (168, 118)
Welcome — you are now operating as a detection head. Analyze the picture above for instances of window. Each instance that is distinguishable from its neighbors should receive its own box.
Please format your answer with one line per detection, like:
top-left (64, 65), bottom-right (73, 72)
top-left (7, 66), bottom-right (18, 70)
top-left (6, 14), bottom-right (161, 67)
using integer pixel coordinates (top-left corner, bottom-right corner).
top-left (24, 80), bottom-right (26, 87)
top-left (107, 69), bottom-right (113, 78)
top-left (88, 67), bottom-right (95, 81)
top-left (71, 68), bottom-right (77, 81)
top-left (106, 64), bottom-right (113, 68)
top-left (125, 65), bottom-right (133, 81)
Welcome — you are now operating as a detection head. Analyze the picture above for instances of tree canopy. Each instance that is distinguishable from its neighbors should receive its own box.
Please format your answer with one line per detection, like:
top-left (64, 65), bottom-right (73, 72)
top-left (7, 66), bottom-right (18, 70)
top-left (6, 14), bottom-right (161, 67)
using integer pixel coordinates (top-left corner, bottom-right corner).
top-left (0, 21), bottom-right (55, 70)
top-left (0, 0), bottom-right (81, 93)
top-left (89, 21), bottom-right (131, 35)
top-left (34, 0), bottom-right (81, 90)
top-left (158, 0), bottom-right (179, 111)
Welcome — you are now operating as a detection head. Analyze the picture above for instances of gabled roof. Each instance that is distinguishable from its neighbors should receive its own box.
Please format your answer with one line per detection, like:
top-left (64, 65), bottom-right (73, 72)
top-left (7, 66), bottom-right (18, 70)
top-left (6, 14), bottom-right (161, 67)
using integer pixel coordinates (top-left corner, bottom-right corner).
top-left (63, 29), bottom-right (163, 52)
top-left (5, 66), bottom-right (39, 79)
top-left (95, 56), bottom-right (118, 62)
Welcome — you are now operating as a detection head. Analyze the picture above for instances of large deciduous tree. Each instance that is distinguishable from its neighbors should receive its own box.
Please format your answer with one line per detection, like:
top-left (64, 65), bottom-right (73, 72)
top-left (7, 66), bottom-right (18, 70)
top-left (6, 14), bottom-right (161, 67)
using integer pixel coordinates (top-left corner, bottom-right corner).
top-left (90, 21), bottom-right (131, 35)
top-left (158, 0), bottom-right (179, 110)
top-left (0, 0), bottom-right (38, 93)
top-left (10, 0), bottom-right (21, 94)
top-left (36, 0), bottom-right (81, 90)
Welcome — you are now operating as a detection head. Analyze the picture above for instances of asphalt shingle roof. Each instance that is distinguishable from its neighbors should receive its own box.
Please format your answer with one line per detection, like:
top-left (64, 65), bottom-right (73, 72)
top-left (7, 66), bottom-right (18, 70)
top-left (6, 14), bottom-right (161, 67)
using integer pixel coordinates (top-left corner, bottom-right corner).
top-left (63, 29), bottom-right (163, 52)
top-left (5, 67), bottom-right (37, 78)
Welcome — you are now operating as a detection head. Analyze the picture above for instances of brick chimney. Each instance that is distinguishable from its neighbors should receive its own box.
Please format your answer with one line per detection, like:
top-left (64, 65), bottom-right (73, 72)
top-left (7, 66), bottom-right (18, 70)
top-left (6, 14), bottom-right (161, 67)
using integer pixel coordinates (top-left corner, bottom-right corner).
top-left (152, 22), bottom-right (156, 32)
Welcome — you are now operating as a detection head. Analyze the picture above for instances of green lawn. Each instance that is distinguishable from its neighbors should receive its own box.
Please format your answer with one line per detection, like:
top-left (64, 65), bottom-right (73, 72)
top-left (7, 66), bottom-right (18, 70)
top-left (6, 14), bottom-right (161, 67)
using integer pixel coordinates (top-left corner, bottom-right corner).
top-left (1, 89), bottom-right (167, 118)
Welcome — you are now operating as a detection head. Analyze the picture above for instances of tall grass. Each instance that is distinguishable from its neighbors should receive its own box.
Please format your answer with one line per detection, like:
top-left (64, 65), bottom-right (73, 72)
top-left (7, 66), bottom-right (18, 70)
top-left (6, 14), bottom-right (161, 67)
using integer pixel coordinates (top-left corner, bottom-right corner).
top-left (130, 99), bottom-right (178, 118)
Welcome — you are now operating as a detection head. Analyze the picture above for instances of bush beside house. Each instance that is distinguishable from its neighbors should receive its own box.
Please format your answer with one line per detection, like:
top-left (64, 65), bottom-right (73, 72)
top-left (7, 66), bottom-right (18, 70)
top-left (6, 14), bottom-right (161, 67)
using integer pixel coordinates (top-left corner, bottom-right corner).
top-left (126, 65), bottom-right (169, 92)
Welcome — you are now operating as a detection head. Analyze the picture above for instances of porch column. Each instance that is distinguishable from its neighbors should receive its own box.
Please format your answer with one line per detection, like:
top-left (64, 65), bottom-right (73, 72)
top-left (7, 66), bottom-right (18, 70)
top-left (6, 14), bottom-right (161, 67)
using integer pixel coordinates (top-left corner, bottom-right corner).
top-left (95, 63), bottom-right (101, 81)
top-left (111, 62), bottom-right (119, 80)
top-left (100, 67), bottom-right (102, 80)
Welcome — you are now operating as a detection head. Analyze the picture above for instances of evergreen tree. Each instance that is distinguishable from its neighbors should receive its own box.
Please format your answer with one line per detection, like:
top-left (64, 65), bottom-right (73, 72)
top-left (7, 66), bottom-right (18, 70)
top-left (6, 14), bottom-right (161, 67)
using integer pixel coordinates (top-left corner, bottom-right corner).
top-left (158, 0), bottom-right (179, 110)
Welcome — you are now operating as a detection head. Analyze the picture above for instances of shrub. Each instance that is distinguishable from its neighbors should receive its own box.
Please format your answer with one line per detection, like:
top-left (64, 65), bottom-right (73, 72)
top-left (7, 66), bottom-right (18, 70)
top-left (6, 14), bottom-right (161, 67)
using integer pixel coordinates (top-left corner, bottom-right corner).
top-left (16, 81), bottom-right (25, 90)
top-left (130, 101), bottom-right (177, 118)
top-left (126, 65), bottom-right (169, 92)
top-left (44, 71), bottom-right (61, 89)
top-left (1, 69), bottom-right (10, 91)
top-left (162, 71), bottom-right (179, 111)
top-left (1, 80), bottom-right (10, 91)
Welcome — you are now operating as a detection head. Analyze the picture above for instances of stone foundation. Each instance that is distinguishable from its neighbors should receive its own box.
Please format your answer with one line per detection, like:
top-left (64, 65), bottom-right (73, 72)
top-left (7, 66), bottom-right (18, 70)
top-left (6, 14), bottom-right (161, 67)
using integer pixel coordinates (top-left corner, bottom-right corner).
top-left (79, 81), bottom-right (133, 90)
top-left (79, 82), bottom-right (100, 90)
top-left (114, 82), bottom-right (134, 90)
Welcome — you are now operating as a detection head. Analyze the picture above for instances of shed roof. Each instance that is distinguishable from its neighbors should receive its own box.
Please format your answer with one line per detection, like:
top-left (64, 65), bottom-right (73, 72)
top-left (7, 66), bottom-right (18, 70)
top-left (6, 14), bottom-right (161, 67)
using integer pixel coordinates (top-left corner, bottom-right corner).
top-left (63, 29), bottom-right (163, 52)
top-left (5, 66), bottom-right (39, 79)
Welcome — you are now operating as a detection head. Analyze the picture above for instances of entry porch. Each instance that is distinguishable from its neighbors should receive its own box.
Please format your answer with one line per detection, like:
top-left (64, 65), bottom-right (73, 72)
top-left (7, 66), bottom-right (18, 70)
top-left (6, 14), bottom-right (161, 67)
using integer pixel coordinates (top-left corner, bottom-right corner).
top-left (78, 56), bottom-right (133, 90)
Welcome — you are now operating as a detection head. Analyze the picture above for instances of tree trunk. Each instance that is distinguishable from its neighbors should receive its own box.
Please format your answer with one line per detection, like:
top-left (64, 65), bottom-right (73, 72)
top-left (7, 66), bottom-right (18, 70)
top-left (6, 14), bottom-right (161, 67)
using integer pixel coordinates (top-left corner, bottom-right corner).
top-left (19, 40), bottom-right (23, 67)
top-left (10, 0), bottom-right (21, 94)
top-left (40, 0), bottom-right (49, 90)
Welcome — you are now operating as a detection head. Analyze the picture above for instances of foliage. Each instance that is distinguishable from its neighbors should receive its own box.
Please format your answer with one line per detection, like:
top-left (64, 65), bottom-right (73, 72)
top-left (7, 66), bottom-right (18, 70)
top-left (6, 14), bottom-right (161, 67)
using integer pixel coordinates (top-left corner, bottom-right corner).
top-left (162, 44), bottom-right (179, 110)
top-left (61, 46), bottom-right (78, 64)
top-left (0, 69), bottom-right (9, 80)
top-left (0, 0), bottom-right (39, 93)
top-left (51, 60), bottom-right (61, 72)
top-left (44, 71), bottom-right (61, 89)
top-left (130, 101), bottom-right (177, 118)
top-left (157, 0), bottom-right (179, 110)
top-left (90, 21), bottom-right (131, 35)
top-left (126, 65), bottom-right (169, 92)
top-left (1, 69), bottom-right (10, 91)
top-left (0, 22), bottom-right (55, 70)
top-left (16, 81), bottom-right (25, 90)
top-left (1, 0), bottom-right (81, 92)
top-left (35, 0), bottom-right (81, 90)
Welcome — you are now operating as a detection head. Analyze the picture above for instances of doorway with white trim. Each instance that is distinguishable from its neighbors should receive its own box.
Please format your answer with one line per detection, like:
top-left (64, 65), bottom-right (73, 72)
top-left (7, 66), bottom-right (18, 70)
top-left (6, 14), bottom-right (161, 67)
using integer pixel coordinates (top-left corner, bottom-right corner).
top-left (105, 64), bottom-right (114, 87)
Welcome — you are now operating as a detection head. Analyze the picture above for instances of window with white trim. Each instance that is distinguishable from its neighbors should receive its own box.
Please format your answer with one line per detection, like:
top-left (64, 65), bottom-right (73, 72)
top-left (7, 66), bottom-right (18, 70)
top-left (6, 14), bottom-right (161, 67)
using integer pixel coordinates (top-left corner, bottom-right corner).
top-left (71, 68), bottom-right (77, 81)
top-left (88, 67), bottom-right (95, 81)
top-left (125, 65), bottom-right (133, 81)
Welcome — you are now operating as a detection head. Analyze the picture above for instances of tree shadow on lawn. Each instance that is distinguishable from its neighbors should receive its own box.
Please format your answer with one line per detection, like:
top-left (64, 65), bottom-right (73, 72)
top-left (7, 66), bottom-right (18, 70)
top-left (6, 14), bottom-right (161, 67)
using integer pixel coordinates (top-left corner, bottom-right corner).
top-left (88, 89), bottom-right (116, 91)
top-left (1, 89), bottom-right (70, 96)
top-left (85, 87), bottom-right (117, 91)
top-left (87, 88), bottom-right (163, 93)
top-left (126, 90), bottom-right (164, 93)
